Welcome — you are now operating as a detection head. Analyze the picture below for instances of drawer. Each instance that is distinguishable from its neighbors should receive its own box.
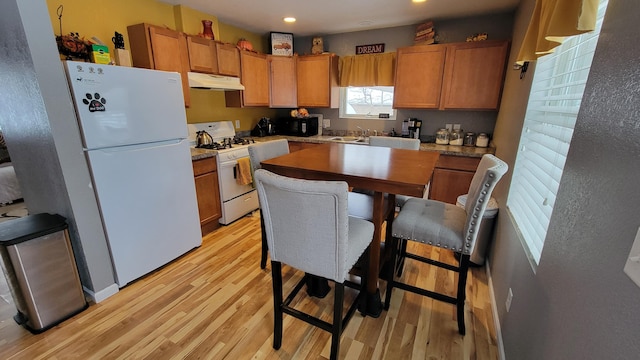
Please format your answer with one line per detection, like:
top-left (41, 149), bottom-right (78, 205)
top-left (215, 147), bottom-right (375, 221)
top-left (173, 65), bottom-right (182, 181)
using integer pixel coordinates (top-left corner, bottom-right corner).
top-left (435, 155), bottom-right (480, 172)
top-left (192, 157), bottom-right (217, 176)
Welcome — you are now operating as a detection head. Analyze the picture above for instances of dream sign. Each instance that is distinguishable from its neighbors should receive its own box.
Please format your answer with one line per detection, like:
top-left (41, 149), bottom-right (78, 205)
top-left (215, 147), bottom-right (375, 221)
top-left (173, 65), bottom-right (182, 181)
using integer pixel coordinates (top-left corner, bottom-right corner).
top-left (355, 43), bottom-right (385, 55)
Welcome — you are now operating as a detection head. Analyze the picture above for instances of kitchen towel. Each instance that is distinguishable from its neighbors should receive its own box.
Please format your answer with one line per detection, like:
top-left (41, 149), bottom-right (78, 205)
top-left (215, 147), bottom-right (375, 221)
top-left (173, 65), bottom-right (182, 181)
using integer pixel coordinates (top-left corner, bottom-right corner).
top-left (236, 157), bottom-right (253, 186)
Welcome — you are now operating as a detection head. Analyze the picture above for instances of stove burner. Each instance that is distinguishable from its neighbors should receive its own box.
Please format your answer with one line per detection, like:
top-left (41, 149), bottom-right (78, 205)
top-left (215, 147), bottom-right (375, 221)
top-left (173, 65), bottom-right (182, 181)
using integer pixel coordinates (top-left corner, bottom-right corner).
top-left (195, 137), bottom-right (255, 150)
top-left (232, 136), bottom-right (255, 146)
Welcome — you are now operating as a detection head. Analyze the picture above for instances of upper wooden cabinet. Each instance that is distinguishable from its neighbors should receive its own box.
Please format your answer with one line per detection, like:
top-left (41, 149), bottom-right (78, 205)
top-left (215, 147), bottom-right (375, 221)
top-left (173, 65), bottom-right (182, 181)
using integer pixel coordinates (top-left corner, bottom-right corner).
top-left (186, 35), bottom-right (218, 74)
top-left (268, 55), bottom-right (297, 108)
top-left (225, 51), bottom-right (269, 107)
top-left (393, 40), bottom-right (509, 110)
top-left (296, 54), bottom-right (339, 108)
top-left (440, 40), bottom-right (510, 110)
top-left (127, 23), bottom-right (191, 107)
top-left (215, 42), bottom-right (241, 77)
top-left (393, 44), bottom-right (447, 109)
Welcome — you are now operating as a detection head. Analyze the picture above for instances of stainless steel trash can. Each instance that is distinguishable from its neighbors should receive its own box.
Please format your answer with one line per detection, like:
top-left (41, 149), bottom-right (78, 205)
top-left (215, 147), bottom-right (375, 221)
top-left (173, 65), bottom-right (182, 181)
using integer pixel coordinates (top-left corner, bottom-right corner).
top-left (0, 213), bottom-right (88, 333)
top-left (456, 194), bottom-right (499, 266)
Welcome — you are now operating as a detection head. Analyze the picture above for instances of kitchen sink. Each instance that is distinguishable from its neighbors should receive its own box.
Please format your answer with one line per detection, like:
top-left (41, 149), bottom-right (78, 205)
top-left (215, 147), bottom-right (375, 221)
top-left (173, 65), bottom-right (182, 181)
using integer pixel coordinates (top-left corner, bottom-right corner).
top-left (328, 136), bottom-right (366, 143)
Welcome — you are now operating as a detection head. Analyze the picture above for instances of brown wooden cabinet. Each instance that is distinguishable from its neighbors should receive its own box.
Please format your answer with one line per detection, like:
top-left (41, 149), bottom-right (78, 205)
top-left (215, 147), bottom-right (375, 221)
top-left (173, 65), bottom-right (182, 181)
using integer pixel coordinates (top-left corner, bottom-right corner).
top-left (440, 40), bottom-right (510, 110)
top-left (393, 40), bottom-right (509, 110)
top-left (393, 44), bottom-right (447, 109)
top-left (186, 35), bottom-right (218, 74)
top-left (215, 42), bottom-right (241, 77)
top-left (192, 157), bottom-right (222, 235)
top-left (268, 55), bottom-right (297, 108)
top-left (225, 51), bottom-right (269, 107)
top-left (296, 54), bottom-right (339, 108)
top-left (429, 155), bottom-right (481, 204)
top-left (127, 23), bottom-right (191, 107)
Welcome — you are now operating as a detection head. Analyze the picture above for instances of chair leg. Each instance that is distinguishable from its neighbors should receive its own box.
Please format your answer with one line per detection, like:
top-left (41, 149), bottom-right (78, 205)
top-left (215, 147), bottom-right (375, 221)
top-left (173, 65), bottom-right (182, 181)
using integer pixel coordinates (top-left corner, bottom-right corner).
top-left (456, 254), bottom-right (471, 335)
top-left (271, 261), bottom-right (283, 349)
top-left (384, 236), bottom-right (399, 310)
top-left (395, 239), bottom-right (407, 277)
top-left (260, 216), bottom-right (268, 269)
top-left (331, 283), bottom-right (345, 360)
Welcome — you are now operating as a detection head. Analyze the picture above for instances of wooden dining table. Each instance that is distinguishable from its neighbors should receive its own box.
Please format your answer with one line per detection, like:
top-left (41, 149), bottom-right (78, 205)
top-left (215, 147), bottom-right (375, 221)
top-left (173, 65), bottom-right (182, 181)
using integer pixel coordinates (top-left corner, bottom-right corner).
top-left (261, 142), bottom-right (439, 317)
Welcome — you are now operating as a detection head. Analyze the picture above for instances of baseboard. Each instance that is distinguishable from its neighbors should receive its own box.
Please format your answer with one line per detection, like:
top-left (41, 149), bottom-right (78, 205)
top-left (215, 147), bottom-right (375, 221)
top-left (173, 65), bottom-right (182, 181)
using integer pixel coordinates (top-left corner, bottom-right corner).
top-left (485, 258), bottom-right (506, 360)
top-left (83, 283), bottom-right (119, 304)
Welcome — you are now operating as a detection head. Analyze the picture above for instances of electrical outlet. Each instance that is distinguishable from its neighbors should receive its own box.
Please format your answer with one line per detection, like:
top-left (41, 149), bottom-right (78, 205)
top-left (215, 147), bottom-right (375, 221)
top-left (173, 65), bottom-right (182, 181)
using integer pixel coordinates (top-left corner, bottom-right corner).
top-left (505, 288), bottom-right (513, 312)
top-left (445, 123), bottom-right (452, 131)
top-left (453, 123), bottom-right (461, 130)
top-left (235, 120), bottom-right (240, 129)
top-left (624, 227), bottom-right (640, 288)
top-left (323, 119), bottom-right (331, 128)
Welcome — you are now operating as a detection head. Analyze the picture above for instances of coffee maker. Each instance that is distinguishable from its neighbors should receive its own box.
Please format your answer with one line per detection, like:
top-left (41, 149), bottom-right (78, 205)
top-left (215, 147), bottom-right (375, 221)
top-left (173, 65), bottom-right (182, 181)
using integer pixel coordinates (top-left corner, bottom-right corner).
top-left (408, 118), bottom-right (423, 140)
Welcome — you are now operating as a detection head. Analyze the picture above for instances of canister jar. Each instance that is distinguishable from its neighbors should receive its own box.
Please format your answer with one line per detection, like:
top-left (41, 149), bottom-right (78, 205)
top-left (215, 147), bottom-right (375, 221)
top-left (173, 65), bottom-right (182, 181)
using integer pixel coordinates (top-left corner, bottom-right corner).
top-left (435, 128), bottom-right (450, 144)
top-left (464, 132), bottom-right (476, 147)
top-left (449, 129), bottom-right (464, 145)
top-left (476, 133), bottom-right (489, 147)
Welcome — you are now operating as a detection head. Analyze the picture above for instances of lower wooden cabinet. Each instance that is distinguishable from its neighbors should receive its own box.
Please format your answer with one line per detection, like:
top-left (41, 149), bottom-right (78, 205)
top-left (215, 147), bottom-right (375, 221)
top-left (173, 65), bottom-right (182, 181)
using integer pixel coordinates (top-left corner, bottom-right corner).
top-left (192, 157), bottom-right (222, 235)
top-left (429, 155), bottom-right (481, 204)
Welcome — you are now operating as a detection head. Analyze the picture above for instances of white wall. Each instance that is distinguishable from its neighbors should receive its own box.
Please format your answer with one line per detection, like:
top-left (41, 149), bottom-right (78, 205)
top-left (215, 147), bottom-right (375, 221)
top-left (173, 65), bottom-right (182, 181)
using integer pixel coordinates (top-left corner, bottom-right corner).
top-left (0, 0), bottom-right (117, 300)
top-left (491, 0), bottom-right (640, 358)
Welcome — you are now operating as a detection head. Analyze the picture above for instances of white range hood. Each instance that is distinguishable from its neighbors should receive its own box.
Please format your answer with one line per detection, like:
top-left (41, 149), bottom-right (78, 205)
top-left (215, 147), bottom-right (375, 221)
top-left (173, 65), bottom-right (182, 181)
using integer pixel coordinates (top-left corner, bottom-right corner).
top-left (187, 72), bottom-right (245, 91)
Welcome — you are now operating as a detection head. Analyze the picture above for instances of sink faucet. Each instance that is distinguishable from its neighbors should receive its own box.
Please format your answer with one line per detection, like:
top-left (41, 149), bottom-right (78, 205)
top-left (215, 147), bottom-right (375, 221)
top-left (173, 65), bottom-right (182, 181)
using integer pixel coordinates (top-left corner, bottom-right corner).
top-left (356, 126), bottom-right (364, 137)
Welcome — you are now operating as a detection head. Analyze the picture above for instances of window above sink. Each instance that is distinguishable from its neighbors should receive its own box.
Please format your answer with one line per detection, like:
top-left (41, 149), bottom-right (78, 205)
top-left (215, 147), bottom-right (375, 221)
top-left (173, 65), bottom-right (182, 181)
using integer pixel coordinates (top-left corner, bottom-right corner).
top-left (339, 86), bottom-right (396, 120)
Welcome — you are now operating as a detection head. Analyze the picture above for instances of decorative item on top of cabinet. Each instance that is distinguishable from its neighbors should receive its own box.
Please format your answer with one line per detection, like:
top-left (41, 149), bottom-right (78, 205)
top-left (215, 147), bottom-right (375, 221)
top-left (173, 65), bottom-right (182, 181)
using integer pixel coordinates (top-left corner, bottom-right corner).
top-left (127, 23), bottom-right (191, 107)
top-left (186, 35), bottom-right (218, 74)
top-left (225, 51), bottom-right (269, 107)
top-left (311, 37), bottom-right (324, 55)
top-left (429, 155), bottom-right (481, 204)
top-left (215, 42), bottom-right (241, 77)
top-left (193, 157), bottom-right (222, 235)
top-left (296, 53), bottom-right (339, 108)
top-left (268, 55), bottom-right (297, 108)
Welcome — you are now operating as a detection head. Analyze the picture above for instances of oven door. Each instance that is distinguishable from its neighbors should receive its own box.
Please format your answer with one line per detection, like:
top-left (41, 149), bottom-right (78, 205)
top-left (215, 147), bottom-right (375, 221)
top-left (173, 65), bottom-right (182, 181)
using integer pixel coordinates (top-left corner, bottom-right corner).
top-left (218, 158), bottom-right (254, 202)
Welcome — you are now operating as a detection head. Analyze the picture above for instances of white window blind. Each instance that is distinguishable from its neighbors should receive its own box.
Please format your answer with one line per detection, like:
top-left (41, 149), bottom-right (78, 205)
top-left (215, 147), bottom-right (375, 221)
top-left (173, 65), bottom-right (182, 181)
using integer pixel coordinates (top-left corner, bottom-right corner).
top-left (507, 0), bottom-right (608, 265)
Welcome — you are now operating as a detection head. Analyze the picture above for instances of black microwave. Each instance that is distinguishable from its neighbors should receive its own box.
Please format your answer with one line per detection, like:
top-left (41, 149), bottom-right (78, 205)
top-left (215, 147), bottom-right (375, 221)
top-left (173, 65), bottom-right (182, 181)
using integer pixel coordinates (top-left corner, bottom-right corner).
top-left (276, 116), bottom-right (319, 137)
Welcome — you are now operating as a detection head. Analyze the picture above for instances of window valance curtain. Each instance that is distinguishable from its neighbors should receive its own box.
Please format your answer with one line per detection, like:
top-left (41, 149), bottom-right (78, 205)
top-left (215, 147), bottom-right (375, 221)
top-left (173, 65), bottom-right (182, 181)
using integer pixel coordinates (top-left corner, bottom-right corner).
top-left (338, 52), bottom-right (396, 87)
top-left (516, 0), bottom-right (599, 64)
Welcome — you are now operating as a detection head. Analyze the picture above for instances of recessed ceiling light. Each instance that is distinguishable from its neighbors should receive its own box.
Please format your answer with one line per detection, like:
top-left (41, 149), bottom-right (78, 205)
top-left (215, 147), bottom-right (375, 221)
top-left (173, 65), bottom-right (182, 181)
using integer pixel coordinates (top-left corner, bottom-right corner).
top-left (412, 0), bottom-right (427, 3)
top-left (283, 17), bottom-right (296, 23)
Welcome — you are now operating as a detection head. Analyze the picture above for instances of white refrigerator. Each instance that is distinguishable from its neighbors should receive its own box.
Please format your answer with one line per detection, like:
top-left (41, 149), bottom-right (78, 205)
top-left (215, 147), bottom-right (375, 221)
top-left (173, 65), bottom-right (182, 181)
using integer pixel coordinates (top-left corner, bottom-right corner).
top-left (63, 61), bottom-right (202, 288)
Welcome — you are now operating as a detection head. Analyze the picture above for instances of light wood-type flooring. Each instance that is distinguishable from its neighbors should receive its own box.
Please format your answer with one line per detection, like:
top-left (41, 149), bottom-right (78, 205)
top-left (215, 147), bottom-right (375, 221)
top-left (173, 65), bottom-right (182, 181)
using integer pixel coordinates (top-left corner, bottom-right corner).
top-left (0, 212), bottom-right (498, 359)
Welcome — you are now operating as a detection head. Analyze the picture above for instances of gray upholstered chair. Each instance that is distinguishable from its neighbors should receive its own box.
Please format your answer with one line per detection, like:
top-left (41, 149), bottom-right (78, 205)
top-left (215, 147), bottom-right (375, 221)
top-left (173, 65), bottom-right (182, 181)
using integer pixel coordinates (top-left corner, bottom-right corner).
top-left (249, 139), bottom-right (379, 269)
top-left (384, 154), bottom-right (508, 335)
top-left (248, 139), bottom-right (290, 269)
top-left (368, 136), bottom-right (420, 150)
top-left (253, 169), bottom-right (374, 360)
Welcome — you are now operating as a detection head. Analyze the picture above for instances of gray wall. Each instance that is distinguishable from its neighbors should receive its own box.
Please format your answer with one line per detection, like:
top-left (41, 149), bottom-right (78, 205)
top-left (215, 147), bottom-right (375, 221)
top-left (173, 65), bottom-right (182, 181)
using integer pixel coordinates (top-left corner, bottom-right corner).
top-left (0, 0), bottom-right (116, 299)
top-left (293, 12), bottom-right (515, 140)
top-left (491, 0), bottom-right (640, 358)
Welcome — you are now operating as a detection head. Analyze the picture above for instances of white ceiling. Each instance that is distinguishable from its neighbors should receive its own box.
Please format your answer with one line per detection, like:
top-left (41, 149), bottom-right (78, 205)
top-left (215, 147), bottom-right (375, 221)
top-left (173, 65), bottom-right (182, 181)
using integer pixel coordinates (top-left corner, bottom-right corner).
top-left (161, 0), bottom-right (521, 37)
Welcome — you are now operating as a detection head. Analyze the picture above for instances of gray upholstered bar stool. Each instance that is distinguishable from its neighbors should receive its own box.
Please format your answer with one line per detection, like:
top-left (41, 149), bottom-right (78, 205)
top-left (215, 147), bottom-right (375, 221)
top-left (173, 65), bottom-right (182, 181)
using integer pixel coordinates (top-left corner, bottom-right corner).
top-left (384, 154), bottom-right (508, 335)
top-left (254, 169), bottom-right (374, 360)
top-left (248, 139), bottom-right (290, 269)
top-left (249, 140), bottom-right (378, 269)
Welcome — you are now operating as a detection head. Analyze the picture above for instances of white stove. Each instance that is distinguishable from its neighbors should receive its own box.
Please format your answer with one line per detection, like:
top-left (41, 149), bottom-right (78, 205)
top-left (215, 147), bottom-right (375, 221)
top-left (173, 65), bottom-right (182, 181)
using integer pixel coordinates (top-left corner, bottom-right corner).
top-left (188, 121), bottom-right (259, 225)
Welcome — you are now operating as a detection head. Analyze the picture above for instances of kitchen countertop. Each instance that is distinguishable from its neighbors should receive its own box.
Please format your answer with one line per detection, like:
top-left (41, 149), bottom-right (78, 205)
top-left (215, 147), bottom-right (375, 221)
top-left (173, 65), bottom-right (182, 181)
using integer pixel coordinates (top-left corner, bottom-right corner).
top-left (190, 135), bottom-right (495, 161)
